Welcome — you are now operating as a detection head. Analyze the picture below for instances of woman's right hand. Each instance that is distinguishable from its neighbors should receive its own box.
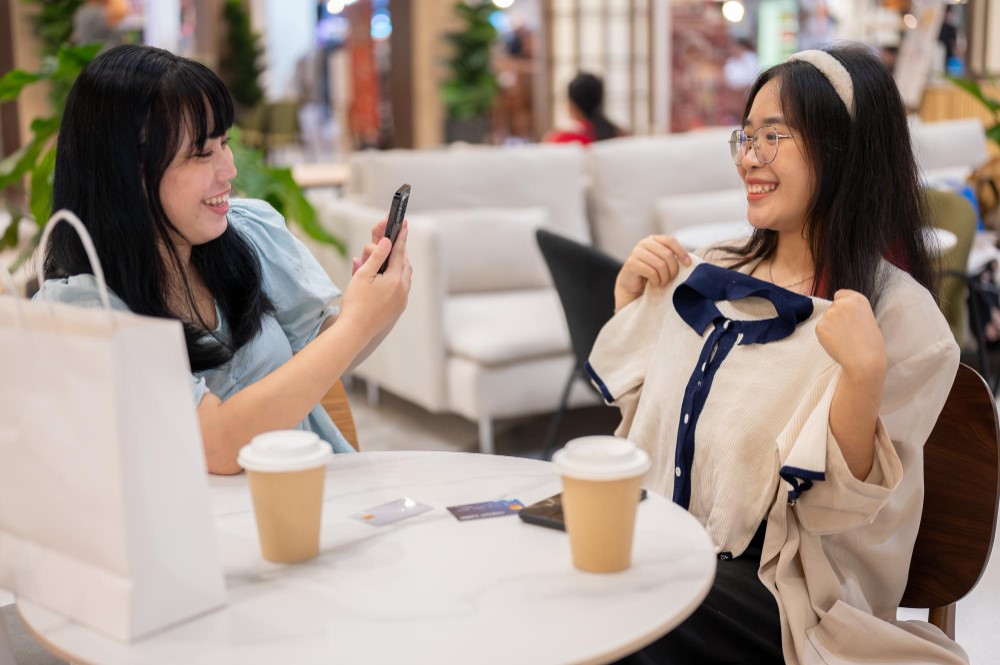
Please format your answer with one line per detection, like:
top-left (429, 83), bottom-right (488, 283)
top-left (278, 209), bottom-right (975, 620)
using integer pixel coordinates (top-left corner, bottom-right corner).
top-left (339, 225), bottom-right (412, 342)
top-left (614, 235), bottom-right (691, 311)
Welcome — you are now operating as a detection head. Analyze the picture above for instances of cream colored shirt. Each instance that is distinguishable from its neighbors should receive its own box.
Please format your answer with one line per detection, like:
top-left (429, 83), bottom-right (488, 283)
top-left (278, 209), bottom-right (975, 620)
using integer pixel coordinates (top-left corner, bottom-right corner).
top-left (589, 253), bottom-right (965, 665)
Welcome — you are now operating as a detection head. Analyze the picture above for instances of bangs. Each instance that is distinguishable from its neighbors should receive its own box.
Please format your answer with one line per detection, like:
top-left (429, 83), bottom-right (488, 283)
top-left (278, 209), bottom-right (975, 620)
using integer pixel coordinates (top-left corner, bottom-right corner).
top-left (152, 59), bottom-right (234, 162)
top-left (176, 63), bottom-right (234, 153)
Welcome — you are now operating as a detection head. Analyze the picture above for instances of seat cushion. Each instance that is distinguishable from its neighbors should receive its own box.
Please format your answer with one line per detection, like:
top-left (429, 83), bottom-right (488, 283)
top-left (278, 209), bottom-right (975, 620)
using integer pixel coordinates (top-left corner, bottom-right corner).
top-left (444, 289), bottom-right (571, 365)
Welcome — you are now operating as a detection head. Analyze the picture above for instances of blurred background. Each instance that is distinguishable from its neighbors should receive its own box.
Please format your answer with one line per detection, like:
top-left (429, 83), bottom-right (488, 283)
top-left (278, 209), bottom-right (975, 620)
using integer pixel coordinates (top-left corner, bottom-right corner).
top-left (1, 0), bottom-right (994, 162)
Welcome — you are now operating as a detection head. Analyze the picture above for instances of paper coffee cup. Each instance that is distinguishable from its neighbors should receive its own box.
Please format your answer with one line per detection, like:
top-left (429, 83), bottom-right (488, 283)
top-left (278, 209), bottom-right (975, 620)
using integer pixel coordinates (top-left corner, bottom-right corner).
top-left (552, 436), bottom-right (650, 573)
top-left (237, 430), bottom-right (333, 563)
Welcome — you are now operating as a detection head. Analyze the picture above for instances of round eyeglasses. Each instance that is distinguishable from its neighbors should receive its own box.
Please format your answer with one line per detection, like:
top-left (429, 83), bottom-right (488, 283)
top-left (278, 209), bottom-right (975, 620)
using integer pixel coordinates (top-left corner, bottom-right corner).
top-left (728, 126), bottom-right (797, 166)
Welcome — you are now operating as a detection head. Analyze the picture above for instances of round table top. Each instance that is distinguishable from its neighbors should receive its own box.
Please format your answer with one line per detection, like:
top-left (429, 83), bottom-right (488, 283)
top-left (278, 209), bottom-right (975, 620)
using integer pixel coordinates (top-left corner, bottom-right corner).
top-left (18, 451), bottom-right (717, 665)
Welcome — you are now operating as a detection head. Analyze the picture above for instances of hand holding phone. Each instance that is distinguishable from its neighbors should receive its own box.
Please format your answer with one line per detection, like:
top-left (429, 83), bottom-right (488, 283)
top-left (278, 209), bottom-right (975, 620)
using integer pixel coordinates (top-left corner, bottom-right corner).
top-left (379, 184), bottom-right (410, 275)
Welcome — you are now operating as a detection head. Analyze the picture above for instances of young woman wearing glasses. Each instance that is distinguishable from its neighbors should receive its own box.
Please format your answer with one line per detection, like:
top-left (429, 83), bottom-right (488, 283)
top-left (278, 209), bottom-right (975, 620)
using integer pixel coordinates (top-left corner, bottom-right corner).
top-left (596, 45), bottom-right (965, 664)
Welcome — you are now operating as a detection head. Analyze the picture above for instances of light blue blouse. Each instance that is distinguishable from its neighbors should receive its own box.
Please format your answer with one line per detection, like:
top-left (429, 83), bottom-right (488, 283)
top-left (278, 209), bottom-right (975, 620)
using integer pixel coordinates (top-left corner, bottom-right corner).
top-left (35, 198), bottom-right (354, 454)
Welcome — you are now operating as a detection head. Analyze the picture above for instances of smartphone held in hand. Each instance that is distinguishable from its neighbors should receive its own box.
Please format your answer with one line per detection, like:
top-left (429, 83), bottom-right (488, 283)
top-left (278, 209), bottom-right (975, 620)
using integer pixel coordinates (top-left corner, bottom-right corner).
top-left (379, 184), bottom-right (410, 274)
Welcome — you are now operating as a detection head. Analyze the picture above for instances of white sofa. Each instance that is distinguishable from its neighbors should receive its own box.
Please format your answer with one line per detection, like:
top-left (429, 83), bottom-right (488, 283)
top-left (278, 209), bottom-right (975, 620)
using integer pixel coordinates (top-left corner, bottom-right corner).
top-left (910, 117), bottom-right (990, 184)
top-left (586, 128), bottom-right (746, 260)
top-left (310, 144), bottom-right (599, 454)
top-left (585, 119), bottom-right (991, 261)
top-left (302, 119), bottom-right (989, 455)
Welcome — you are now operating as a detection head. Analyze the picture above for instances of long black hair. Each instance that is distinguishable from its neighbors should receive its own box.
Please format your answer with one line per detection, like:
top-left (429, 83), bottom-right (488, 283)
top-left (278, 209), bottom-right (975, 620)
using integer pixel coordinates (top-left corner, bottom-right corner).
top-left (725, 44), bottom-right (935, 309)
top-left (568, 73), bottom-right (623, 142)
top-left (47, 44), bottom-right (273, 371)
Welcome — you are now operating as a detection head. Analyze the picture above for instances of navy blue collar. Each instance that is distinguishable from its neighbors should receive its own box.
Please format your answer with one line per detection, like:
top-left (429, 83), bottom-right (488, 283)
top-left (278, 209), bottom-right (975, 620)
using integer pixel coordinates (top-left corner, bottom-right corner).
top-left (673, 263), bottom-right (814, 345)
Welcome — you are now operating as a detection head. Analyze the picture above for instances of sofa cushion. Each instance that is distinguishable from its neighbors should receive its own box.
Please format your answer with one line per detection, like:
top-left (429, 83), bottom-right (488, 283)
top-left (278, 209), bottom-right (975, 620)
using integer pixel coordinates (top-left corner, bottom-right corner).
top-left (909, 117), bottom-right (989, 175)
top-left (445, 353), bottom-right (601, 421)
top-left (655, 189), bottom-right (747, 234)
top-left (428, 207), bottom-right (553, 294)
top-left (444, 289), bottom-right (570, 366)
top-left (587, 129), bottom-right (743, 260)
top-left (349, 143), bottom-right (591, 243)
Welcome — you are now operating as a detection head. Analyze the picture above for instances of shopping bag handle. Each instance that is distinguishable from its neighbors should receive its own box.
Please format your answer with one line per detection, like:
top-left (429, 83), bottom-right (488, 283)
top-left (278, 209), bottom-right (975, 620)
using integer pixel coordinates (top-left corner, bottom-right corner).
top-left (0, 257), bottom-right (16, 296)
top-left (34, 209), bottom-right (113, 311)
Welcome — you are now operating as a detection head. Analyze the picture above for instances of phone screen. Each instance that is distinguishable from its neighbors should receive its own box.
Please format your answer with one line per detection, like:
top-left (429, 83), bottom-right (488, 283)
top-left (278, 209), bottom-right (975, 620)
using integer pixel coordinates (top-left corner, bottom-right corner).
top-left (518, 489), bottom-right (648, 531)
top-left (379, 184), bottom-right (410, 274)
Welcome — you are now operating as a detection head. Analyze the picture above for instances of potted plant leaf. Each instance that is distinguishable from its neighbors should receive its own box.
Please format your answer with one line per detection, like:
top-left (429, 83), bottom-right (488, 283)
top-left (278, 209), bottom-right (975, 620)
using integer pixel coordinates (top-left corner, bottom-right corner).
top-left (441, 1), bottom-right (499, 144)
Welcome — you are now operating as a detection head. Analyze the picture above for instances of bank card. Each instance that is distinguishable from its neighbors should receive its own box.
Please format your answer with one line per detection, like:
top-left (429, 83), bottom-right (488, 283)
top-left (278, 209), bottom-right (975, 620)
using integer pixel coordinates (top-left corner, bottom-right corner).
top-left (446, 499), bottom-right (525, 521)
top-left (350, 498), bottom-right (433, 526)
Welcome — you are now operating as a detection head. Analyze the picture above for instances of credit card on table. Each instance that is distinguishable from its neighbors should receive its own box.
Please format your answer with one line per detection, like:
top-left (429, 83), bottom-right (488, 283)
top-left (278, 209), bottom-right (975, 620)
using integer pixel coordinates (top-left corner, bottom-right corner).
top-left (350, 498), bottom-right (433, 526)
top-left (446, 499), bottom-right (525, 521)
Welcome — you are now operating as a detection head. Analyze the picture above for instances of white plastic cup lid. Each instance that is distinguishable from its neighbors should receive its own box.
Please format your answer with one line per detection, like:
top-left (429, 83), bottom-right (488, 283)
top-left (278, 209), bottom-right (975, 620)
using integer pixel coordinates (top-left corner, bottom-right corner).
top-left (237, 430), bottom-right (333, 473)
top-left (552, 436), bottom-right (650, 481)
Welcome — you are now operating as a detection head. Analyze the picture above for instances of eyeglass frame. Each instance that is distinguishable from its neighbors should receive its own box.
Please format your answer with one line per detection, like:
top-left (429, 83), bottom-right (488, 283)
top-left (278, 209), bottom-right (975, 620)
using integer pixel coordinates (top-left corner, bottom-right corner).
top-left (728, 126), bottom-right (798, 166)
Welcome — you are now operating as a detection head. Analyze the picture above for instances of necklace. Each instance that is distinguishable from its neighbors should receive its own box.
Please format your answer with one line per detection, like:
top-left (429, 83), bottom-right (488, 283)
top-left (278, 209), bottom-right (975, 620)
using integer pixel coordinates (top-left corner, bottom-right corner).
top-left (768, 262), bottom-right (813, 292)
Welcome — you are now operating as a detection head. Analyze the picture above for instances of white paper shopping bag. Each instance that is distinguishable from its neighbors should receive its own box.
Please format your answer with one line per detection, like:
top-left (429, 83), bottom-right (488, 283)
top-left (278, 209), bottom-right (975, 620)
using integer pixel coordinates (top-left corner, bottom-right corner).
top-left (0, 211), bottom-right (225, 642)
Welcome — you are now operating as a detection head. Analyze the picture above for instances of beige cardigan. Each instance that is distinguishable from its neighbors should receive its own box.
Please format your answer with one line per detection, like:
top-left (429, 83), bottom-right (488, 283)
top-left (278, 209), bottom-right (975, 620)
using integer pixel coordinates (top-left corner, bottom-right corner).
top-left (589, 256), bottom-right (965, 664)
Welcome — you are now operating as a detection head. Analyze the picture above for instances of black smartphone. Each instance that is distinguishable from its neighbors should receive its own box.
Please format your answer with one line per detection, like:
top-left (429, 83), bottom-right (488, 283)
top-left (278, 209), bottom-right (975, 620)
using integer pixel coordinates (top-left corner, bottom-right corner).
top-left (378, 184), bottom-right (410, 274)
top-left (518, 488), bottom-right (648, 531)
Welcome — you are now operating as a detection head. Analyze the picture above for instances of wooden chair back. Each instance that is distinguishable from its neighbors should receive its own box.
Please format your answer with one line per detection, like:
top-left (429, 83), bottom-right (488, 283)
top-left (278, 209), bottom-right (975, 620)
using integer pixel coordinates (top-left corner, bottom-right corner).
top-left (321, 379), bottom-right (359, 451)
top-left (899, 363), bottom-right (1000, 638)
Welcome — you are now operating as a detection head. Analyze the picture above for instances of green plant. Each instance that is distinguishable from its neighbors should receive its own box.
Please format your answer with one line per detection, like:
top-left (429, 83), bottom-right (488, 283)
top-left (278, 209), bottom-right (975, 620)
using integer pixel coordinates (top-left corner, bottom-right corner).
top-left (220, 0), bottom-right (265, 111)
top-left (0, 50), bottom-right (343, 268)
top-left (440, 2), bottom-right (499, 120)
top-left (22, 0), bottom-right (85, 56)
top-left (0, 42), bottom-right (102, 263)
top-left (229, 126), bottom-right (345, 255)
top-left (947, 75), bottom-right (1000, 147)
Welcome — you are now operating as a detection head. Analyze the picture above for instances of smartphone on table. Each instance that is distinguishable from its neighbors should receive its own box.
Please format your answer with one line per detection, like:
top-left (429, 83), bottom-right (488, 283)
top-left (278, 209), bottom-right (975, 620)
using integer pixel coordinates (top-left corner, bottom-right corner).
top-left (378, 184), bottom-right (411, 274)
top-left (518, 488), bottom-right (648, 531)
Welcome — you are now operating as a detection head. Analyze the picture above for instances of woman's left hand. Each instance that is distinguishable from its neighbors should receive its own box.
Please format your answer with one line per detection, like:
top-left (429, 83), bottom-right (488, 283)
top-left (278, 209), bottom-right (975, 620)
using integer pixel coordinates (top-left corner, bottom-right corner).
top-left (816, 289), bottom-right (887, 382)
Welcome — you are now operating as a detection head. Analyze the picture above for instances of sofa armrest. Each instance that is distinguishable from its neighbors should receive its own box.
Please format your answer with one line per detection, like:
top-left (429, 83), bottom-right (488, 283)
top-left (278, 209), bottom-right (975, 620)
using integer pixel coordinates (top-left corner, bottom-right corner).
top-left (347, 210), bottom-right (450, 413)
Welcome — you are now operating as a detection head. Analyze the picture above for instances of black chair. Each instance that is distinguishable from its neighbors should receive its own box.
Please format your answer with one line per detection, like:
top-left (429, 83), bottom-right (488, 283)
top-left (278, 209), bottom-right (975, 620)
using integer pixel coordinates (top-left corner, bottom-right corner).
top-left (536, 229), bottom-right (623, 460)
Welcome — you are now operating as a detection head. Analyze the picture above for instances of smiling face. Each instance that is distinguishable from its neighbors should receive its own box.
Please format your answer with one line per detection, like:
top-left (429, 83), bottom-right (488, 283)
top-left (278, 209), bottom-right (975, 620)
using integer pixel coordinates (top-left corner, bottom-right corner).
top-left (159, 124), bottom-right (236, 251)
top-left (738, 79), bottom-right (814, 235)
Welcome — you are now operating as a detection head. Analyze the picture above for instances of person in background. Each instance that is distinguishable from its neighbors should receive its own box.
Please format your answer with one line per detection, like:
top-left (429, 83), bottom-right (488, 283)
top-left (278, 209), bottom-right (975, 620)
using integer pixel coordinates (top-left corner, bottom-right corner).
top-left (599, 44), bottom-right (966, 664)
top-left (723, 38), bottom-right (760, 90)
top-left (71, 0), bottom-right (129, 48)
top-left (36, 44), bottom-right (412, 474)
top-left (544, 72), bottom-right (625, 145)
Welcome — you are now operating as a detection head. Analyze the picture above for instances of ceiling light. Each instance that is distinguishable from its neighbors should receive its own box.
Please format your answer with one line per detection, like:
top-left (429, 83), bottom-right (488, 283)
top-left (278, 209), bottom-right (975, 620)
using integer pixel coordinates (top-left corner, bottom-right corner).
top-left (722, 0), bottom-right (746, 23)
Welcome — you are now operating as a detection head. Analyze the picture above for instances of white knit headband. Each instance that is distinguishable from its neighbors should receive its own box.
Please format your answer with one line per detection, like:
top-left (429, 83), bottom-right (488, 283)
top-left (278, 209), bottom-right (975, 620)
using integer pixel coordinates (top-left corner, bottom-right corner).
top-left (786, 50), bottom-right (855, 121)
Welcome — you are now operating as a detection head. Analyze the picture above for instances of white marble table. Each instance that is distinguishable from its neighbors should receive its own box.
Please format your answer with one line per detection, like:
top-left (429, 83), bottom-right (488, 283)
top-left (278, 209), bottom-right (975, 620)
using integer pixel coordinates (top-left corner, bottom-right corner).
top-left (672, 220), bottom-right (959, 256)
top-left (18, 451), bottom-right (716, 665)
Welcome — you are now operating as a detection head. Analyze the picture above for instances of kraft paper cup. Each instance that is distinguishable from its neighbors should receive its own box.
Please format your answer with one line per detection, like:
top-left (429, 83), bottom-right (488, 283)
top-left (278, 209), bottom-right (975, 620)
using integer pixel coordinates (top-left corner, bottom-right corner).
top-left (237, 430), bottom-right (333, 563)
top-left (552, 436), bottom-right (650, 573)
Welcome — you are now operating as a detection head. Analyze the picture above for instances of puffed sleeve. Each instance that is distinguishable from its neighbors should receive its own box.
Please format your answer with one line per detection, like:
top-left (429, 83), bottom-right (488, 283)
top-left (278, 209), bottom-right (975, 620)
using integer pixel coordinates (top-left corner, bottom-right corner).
top-left (34, 274), bottom-right (212, 407)
top-left (786, 273), bottom-right (960, 534)
top-left (586, 284), bottom-right (668, 407)
top-left (227, 199), bottom-right (342, 353)
top-left (777, 364), bottom-right (903, 534)
top-left (587, 257), bottom-right (704, 406)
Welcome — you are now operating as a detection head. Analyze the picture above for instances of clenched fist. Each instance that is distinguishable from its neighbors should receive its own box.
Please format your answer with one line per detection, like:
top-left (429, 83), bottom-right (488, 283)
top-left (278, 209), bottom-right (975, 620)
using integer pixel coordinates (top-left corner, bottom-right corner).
top-left (816, 289), bottom-right (887, 383)
top-left (615, 235), bottom-right (691, 311)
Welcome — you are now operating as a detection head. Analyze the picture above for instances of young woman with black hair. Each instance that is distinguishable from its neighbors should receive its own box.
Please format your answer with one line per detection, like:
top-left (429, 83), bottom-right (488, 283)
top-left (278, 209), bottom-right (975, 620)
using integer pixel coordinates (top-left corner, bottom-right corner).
top-left (593, 45), bottom-right (967, 664)
top-left (36, 44), bottom-right (411, 475)
top-left (545, 72), bottom-right (624, 145)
